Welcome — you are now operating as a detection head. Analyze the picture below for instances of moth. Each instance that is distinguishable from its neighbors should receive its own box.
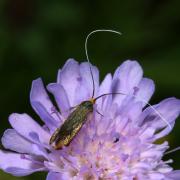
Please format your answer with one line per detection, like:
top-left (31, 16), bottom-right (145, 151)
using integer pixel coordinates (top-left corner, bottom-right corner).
top-left (49, 30), bottom-right (171, 149)
top-left (49, 30), bottom-right (124, 149)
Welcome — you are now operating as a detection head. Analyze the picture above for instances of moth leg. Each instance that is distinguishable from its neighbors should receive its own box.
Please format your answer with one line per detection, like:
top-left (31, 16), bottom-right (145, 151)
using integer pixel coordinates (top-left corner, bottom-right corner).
top-left (69, 105), bottom-right (78, 111)
top-left (95, 109), bottom-right (104, 117)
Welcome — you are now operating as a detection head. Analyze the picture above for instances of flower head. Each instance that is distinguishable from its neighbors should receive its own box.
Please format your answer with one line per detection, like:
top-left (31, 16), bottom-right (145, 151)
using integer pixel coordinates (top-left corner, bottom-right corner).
top-left (0, 59), bottom-right (180, 179)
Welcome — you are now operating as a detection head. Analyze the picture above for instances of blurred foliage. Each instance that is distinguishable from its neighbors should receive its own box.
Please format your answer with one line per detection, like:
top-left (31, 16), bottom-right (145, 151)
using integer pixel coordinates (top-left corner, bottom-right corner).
top-left (0, 0), bottom-right (180, 179)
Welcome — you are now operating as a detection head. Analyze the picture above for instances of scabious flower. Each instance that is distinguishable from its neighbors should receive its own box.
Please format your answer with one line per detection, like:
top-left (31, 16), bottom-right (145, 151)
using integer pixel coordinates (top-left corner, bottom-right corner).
top-left (0, 59), bottom-right (180, 180)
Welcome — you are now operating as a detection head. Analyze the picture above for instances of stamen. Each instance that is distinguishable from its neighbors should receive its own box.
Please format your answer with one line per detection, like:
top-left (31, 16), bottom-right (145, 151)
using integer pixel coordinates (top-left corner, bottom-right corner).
top-left (165, 146), bottom-right (180, 155)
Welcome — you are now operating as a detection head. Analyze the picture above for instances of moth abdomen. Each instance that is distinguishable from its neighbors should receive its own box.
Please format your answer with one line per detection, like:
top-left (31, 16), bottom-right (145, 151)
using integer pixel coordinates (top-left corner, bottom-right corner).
top-left (49, 100), bottom-right (94, 149)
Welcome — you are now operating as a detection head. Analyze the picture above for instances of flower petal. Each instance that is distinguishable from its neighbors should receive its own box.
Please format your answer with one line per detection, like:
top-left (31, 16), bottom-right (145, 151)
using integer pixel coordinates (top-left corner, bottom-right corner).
top-left (96, 73), bottom-right (112, 112)
top-left (74, 80), bottom-right (90, 105)
top-left (135, 78), bottom-right (155, 106)
top-left (57, 59), bottom-right (99, 106)
top-left (46, 172), bottom-right (71, 180)
top-left (167, 170), bottom-right (180, 180)
top-left (154, 122), bottom-right (175, 140)
top-left (79, 62), bottom-right (99, 98)
top-left (0, 151), bottom-right (45, 176)
top-left (47, 83), bottom-right (70, 117)
top-left (2, 129), bottom-right (33, 154)
top-left (30, 78), bottom-right (59, 129)
top-left (139, 98), bottom-right (180, 131)
top-left (9, 113), bottom-right (50, 145)
top-left (112, 60), bottom-right (143, 106)
top-left (46, 172), bottom-right (61, 180)
top-left (119, 101), bottom-right (143, 122)
top-left (1, 129), bottom-right (48, 158)
top-left (57, 59), bottom-right (81, 106)
top-left (98, 73), bottom-right (112, 95)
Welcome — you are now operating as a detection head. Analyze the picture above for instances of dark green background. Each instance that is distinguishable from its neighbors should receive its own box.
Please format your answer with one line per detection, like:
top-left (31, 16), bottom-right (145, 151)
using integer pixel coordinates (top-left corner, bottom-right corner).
top-left (0, 0), bottom-right (179, 179)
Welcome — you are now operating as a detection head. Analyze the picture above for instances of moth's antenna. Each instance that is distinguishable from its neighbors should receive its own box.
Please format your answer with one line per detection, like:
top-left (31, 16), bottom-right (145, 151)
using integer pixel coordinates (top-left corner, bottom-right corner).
top-left (85, 30), bottom-right (171, 130)
top-left (85, 29), bottom-right (122, 98)
top-left (94, 92), bottom-right (126, 101)
top-left (131, 94), bottom-right (172, 130)
top-left (94, 92), bottom-right (172, 130)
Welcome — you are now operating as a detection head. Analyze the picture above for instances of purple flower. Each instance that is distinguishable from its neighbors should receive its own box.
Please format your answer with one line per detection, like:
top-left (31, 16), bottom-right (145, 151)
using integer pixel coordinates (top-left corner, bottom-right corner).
top-left (1, 59), bottom-right (180, 180)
